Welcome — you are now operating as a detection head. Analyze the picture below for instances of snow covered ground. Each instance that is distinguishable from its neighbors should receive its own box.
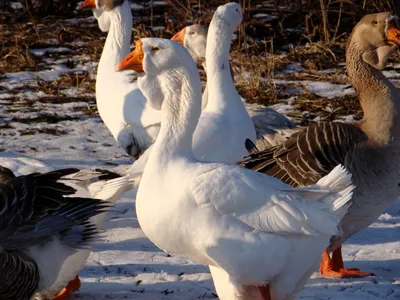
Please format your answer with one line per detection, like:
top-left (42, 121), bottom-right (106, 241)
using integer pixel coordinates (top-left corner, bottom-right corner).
top-left (1, 17), bottom-right (400, 299)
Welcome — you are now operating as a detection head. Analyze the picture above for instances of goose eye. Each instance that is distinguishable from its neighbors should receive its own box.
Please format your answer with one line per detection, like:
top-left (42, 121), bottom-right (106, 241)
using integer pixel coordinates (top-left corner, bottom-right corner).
top-left (372, 20), bottom-right (378, 25)
top-left (152, 46), bottom-right (160, 52)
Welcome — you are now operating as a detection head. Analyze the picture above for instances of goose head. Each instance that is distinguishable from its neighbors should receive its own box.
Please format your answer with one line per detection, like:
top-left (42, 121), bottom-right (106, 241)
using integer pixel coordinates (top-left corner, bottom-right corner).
top-left (213, 2), bottom-right (243, 28)
top-left (171, 23), bottom-right (238, 82)
top-left (171, 24), bottom-right (207, 65)
top-left (80, 0), bottom-right (126, 32)
top-left (351, 12), bottom-right (400, 49)
top-left (116, 38), bottom-right (199, 110)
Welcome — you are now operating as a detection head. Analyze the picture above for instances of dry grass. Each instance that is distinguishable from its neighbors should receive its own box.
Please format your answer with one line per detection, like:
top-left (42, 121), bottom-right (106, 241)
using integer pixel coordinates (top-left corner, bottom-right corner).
top-left (291, 93), bottom-right (362, 126)
top-left (287, 41), bottom-right (344, 71)
top-left (0, 31), bottom-right (39, 73)
top-left (229, 38), bottom-right (351, 106)
top-left (0, 15), bottom-right (104, 73)
top-left (231, 51), bottom-right (288, 105)
top-left (3, 0), bottom-right (399, 46)
top-left (165, 0), bottom-right (399, 50)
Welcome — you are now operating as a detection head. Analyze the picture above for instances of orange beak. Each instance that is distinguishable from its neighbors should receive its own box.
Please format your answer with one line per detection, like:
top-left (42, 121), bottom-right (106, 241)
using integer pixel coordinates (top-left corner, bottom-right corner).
top-left (387, 25), bottom-right (400, 47)
top-left (171, 28), bottom-right (186, 45)
top-left (80, 0), bottom-right (96, 9)
top-left (116, 40), bottom-right (145, 73)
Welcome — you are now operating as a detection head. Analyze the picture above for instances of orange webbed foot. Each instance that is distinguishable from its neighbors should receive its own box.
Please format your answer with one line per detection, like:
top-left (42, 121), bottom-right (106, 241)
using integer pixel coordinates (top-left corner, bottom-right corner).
top-left (320, 268), bottom-right (374, 279)
top-left (320, 248), bottom-right (375, 279)
top-left (52, 276), bottom-right (81, 300)
top-left (338, 268), bottom-right (375, 278)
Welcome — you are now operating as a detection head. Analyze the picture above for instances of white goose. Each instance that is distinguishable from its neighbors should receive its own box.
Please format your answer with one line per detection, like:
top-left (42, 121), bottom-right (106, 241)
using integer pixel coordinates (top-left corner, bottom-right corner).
top-left (122, 3), bottom-right (256, 178)
top-left (0, 168), bottom-right (108, 300)
top-left (0, 152), bottom-right (134, 300)
top-left (172, 24), bottom-right (300, 150)
top-left (126, 36), bottom-right (354, 300)
top-left (193, 4), bottom-right (256, 163)
top-left (80, 0), bottom-right (161, 158)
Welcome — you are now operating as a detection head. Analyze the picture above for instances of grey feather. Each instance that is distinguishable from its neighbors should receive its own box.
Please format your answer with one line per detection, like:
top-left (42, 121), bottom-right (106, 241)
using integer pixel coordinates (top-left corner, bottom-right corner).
top-left (0, 169), bottom-right (109, 300)
top-left (0, 249), bottom-right (39, 300)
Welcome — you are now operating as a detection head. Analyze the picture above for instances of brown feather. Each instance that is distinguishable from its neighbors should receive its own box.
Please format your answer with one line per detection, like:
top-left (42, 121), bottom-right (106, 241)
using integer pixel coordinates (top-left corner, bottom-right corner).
top-left (237, 122), bottom-right (368, 187)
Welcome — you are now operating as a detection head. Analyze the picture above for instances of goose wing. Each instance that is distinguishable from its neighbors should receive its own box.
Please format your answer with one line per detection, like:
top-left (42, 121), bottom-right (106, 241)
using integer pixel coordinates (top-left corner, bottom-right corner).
top-left (0, 169), bottom-right (108, 249)
top-left (190, 164), bottom-right (352, 236)
top-left (238, 122), bottom-right (367, 187)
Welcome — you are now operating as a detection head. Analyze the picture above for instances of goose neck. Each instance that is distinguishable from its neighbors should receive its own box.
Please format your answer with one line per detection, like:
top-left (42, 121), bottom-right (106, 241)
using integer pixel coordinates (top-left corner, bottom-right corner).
top-left (206, 18), bottom-right (233, 78)
top-left (152, 68), bottom-right (202, 161)
top-left (347, 40), bottom-right (400, 145)
top-left (205, 18), bottom-right (237, 112)
top-left (98, 1), bottom-right (132, 73)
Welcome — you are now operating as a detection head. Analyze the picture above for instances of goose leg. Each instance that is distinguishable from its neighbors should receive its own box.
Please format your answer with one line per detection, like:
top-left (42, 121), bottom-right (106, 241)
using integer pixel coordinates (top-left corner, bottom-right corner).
top-left (320, 247), bottom-right (374, 278)
top-left (258, 284), bottom-right (272, 300)
top-left (52, 275), bottom-right (81, 300)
